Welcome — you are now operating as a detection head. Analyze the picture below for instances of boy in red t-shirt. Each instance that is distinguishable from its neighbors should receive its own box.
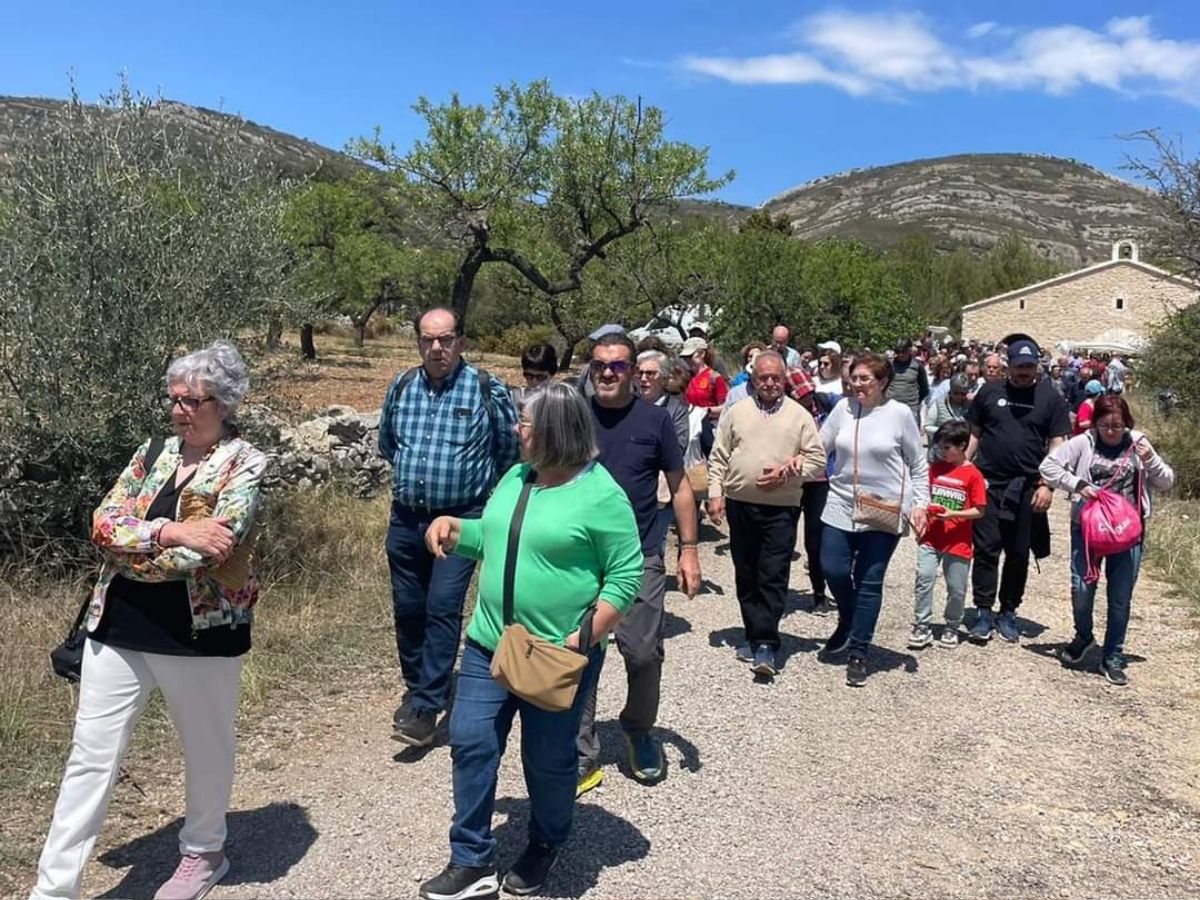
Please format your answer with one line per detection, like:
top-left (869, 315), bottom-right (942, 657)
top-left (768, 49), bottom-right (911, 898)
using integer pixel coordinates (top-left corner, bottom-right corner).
top-left (909, 420), bottom-right (987, 649)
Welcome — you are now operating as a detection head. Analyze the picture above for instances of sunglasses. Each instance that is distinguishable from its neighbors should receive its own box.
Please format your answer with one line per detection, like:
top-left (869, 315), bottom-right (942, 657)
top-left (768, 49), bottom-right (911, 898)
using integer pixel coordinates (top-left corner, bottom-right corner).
top-left (590, 359), bottom-right (631, 375)
top-left (162, 395), bottom-right (215, 412)
top-left (635, 368), bottom-right (662, 379)
top-left (523, 371), bottom-right (551, 384)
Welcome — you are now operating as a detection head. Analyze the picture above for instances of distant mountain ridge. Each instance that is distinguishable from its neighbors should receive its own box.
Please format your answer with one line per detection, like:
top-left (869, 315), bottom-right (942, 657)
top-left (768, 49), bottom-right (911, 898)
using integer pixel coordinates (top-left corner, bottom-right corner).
top-left (0, 97), bottom-right (1170, 267)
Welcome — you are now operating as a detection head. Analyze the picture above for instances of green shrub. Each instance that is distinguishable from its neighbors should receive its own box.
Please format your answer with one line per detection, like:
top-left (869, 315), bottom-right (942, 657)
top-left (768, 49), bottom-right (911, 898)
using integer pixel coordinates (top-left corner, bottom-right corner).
top-left (1138, 304), bottom-right (1200, 496)
top-left (473, 323), bottom-right (558, 358)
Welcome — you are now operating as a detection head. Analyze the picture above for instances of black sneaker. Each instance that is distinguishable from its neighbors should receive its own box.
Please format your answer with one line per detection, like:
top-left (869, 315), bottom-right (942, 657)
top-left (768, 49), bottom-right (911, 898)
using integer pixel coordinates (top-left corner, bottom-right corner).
top-left (393, 710), bottom-right (437, 747)
top-left (811, 596), bottom-right (835, 617)
top-left (1100, 656), bottom-right (1129, 687)
top-left (968, 608), bottom-right (994, 644)
top-left (419, 863), bottom-right (499, 900)
top-left (502, 841), bottom-right (559, 896)
top-left (995, 610), bottom-right (1020, 643)
top-left (819, 622), bottom-right (851, 661)
top-left (846, 653), bottom-right (868, 687)
top-left (1058, 634), bottom-right (1094, 667)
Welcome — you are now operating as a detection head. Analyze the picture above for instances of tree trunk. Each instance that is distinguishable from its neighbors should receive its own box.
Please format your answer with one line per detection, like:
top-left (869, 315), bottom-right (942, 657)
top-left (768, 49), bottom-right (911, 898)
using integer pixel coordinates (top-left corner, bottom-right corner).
top-left (451, 248), bottom-right (486, 323)
top-left (265, 316), bottom-right (283, 349)
top-left (561, 339), bottom-right (581, 370)
top-left (353, 322), bottom-right (365, 348)
top-left (300, 324), bottom-right (316, 360)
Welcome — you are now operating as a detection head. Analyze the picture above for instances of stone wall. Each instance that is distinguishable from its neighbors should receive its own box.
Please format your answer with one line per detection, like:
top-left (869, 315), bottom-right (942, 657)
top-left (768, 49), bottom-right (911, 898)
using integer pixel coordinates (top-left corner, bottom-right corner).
top-left (257, 405), bottom-right (391, 498)
top-left (961, 262), bottom-right (1199, 347)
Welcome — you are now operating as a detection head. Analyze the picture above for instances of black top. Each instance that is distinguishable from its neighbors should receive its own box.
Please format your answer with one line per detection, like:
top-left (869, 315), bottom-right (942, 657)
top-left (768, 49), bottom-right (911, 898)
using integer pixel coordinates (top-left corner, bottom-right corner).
top-left (591, 398), bottom-right (684, 556)
top-left (967, 379), bottom-right (1072, 483)
top-left (91, 469), bottom-right (251, 657)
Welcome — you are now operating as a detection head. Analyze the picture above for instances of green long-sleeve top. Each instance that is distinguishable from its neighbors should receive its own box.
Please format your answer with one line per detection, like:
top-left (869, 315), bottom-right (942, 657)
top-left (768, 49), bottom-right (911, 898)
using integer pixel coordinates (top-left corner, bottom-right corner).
top-left (457, 461), bottom-right (644, 652)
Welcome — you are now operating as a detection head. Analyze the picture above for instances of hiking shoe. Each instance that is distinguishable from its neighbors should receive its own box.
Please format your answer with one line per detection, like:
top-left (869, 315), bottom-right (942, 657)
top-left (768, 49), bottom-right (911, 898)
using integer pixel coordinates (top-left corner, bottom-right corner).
top-left (819, 622), bottom-right (851, 660)
top-left (502, 841), bottom-right (559, 896)
top-left (1100, 656), bottom-right (1129, 687)
top-left (996, 610), bottom-right (1020, 643)
top-left (1058, 634), bottom-right (1094, 667)
top-left (811, 596), bottom-right (835, 616)
top-left (624, 732), bottom-right (665, 784)
top-left (845, 654), bottom-right (868, 688)
top-left (968, 609), bottom-right (994, 643)
top-left (751, 644), bottom-right (779, 677)
top-left (153, 852), bottom-right (229, 900)
top-left (938, 626), bottom-right (960, 649)
top-left (735, 643), bottom-right (755, 663)
top-left (576, 764), bottom-right (603, 798)
top-left (393, 710), bottom-right (437, 747)
top-left (419, 863), bottom-right (499, 900)
top-left (907, 625), bottom-right (934, 650)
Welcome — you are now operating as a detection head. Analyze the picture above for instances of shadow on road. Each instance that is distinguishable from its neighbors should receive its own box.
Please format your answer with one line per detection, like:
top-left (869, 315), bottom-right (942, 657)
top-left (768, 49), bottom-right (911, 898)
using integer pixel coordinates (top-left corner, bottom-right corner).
top-left (492, 796), bottom-right (650, 898)
top-left (595, 719), bottom-right (702, 775)
top-left (96, 802), bottom-right (317, 898)
top-left (663, 609), bottom-right (692, 640)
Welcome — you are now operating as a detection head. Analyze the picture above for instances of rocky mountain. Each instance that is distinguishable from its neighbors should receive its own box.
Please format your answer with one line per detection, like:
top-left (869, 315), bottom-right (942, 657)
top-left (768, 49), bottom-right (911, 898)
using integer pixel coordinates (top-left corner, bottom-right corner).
top-left (0, 95), bottom-right (365, 181)
top-left (763, 153), bottom-right (1170, 268)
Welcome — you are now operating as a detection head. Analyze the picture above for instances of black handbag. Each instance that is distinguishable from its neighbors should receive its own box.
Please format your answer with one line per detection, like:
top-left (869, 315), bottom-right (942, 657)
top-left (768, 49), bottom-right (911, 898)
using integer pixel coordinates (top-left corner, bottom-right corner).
top-left (50, 436), bottom-right (166, 683)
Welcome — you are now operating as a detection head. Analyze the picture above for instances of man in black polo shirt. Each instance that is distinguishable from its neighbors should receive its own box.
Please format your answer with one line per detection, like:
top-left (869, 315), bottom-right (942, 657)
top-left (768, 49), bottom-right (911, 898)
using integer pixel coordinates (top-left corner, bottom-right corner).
top-left (966, 339), bottom-right (1071, 644)
top-left (576, 332), bottom-right (701, 795)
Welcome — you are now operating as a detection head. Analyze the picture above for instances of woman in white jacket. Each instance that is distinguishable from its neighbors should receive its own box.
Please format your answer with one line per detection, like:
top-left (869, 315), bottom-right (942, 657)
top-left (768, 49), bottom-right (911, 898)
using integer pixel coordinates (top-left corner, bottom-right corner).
top-left (1039, 394), bottom-right (1174, 686)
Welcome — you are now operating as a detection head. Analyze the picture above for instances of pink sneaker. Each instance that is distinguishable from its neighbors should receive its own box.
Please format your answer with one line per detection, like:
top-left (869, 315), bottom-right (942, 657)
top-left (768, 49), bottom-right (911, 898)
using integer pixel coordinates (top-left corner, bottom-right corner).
top-left (153, 852), bottom-right (230, 900)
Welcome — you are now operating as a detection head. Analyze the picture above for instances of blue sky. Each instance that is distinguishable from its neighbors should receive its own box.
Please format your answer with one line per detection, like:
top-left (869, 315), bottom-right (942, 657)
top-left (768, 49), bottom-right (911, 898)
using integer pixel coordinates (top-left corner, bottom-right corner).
top-left (3, 1), bottom-right (1198, 205)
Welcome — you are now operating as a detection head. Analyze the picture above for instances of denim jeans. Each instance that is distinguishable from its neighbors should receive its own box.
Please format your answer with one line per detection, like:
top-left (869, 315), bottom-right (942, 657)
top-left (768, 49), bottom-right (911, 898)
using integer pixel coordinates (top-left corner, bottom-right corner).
top-left (912, 544), bottom-right (970, 629)
top-left (1070, 523), bottom-right (1143, 660)
top-left (449, 640), bottom-right (605, 867)
top-left (821, 525), bottom-right (901, 653)
top-left (386, 500), bottom-right (481, 715)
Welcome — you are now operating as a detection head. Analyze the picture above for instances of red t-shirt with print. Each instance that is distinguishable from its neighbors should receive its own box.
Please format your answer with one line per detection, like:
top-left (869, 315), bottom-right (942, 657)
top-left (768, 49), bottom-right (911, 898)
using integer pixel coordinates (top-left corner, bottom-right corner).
top-left (685, 367), bottom-right (728, 408)
top-left (922, 461), bottom-right (987, 559)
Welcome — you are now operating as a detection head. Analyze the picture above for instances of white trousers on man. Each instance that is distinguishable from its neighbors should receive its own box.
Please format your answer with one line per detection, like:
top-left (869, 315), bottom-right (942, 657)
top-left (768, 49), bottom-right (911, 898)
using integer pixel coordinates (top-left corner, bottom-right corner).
top-left (33, 639), bottom-right (243, 900)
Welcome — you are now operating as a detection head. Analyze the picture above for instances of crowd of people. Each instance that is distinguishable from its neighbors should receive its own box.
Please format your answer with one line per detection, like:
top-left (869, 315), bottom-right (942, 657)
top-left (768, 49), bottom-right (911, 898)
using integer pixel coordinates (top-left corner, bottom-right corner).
top-left (28, 310), bottom-right (1175, 900)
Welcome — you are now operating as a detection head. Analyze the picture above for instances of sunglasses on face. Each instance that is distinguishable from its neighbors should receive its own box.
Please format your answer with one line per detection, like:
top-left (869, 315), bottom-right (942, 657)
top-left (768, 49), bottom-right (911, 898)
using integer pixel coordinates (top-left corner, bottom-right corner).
top-left (523, 371), bottom-right (551, 385)
top-left (635, 368), bottom-right (662, 379)
top-left (590, 359), bottom-right (631, 375)
top-left (162, 395), bottom-right (215, 412)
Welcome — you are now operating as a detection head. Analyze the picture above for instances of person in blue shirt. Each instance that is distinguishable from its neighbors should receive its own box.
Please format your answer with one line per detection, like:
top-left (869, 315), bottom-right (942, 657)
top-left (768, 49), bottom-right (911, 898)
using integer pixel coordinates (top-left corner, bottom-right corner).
top-left (379, 307), bottom-right (520, 748)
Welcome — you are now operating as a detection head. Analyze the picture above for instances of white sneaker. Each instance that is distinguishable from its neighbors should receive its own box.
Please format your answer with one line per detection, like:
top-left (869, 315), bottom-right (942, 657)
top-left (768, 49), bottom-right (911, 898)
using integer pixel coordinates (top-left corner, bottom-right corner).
top-left (939, 626), bottom-right (960, 648)
top-left (907, 625), bottom-right (934, 649)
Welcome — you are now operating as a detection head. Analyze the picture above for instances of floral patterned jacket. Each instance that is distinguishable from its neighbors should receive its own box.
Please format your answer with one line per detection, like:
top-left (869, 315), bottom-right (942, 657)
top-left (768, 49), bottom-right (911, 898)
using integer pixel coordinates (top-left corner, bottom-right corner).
top-left (88, 434), bottom-right (268, 633)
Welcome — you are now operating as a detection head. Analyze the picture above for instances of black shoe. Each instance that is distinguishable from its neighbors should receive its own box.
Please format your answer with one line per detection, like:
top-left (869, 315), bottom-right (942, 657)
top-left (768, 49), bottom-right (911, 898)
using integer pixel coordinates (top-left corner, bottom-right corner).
top-left (419, 864), bottom-right (499, 900)
top-left (819, 622), bottom-right (851, 661)
top-left (502, 841), bottom-right (559, 896)
top-left (811, 596), bottom-right (835, 617)
top-left (845, 653), bottom-right (868, 687)
top-left (1100, 656), bottom-right (1129, 687)
top-left (1058, 634), bottom-right (1095, 667)
top-left (393, 710), bottom-right (437, 747)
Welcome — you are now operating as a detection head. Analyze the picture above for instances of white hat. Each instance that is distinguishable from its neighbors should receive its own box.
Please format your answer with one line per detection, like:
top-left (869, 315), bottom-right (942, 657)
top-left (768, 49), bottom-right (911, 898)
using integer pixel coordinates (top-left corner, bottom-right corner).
top-left (680, 337), bottom-right (708, 357)
top-left (817, 340), bottom-right (842, 355)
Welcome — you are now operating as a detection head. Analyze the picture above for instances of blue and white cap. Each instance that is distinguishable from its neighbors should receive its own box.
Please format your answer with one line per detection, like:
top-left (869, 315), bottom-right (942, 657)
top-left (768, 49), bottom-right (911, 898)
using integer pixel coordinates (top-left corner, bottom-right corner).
top-left (1006, 339), bottom-right (1040, 365)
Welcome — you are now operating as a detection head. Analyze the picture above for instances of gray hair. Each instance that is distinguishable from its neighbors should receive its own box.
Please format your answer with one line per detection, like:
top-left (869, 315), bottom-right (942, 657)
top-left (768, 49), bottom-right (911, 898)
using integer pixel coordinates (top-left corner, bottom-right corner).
top-left (753, 350), bottom-right (785, 373)
top-left (637, 350), bottom-right (669, 373)
top-left (165, 340), bottom-right (250, 416)
top-left (523, 382), bottom-right (597, 470)
top-left (949, 373), bottom-right (972, 393)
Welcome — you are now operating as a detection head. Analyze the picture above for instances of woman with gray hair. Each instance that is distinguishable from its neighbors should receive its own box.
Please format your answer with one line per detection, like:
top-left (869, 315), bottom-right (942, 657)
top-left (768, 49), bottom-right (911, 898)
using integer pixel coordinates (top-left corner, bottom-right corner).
top-left (924, 372), bottom-right (972, 462)
top-left (32, 340), bottom-right (267, 900)
top-left (420, 382), bottom-right (643, 900)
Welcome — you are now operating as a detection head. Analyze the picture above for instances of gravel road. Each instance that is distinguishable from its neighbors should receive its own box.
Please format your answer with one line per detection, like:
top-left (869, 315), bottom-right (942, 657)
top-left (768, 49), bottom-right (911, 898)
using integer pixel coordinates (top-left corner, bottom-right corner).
top-left (37, 507), bottom-right (1200, 898)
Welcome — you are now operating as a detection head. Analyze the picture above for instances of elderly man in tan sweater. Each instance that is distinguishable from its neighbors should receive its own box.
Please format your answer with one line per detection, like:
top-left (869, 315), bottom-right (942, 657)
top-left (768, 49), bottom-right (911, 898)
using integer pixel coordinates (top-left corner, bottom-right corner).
top-left (707, 351), bottom-right (827, 677)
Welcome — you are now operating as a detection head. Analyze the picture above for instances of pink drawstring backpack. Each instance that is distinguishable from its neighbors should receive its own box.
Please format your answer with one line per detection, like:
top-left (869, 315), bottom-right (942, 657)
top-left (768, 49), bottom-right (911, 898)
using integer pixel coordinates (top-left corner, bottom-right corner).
top-left (1078, 443), bottom-right (1143, 585)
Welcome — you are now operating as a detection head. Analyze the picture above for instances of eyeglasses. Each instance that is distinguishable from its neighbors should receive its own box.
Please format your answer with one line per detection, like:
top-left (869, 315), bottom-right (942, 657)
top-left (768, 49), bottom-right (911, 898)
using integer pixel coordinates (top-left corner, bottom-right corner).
top-left (848, 375), bottom-right (876, 385)
top-left (523, 371), bottom-right (551, 385)
top-left (590, 359), bottom-right (631, 375)
top-left (516, 418), bottom-right (534, 431)
top-left (418, 333), bottom-right (459, 348)
top-left (754, 373), bottom-right (785, 383)
top-left (162, 395), bottom-right (215, 412)
top-left (635, 368), bottom-right (662, 379)
top-left (1096, 423), bottom-right (1126, 433)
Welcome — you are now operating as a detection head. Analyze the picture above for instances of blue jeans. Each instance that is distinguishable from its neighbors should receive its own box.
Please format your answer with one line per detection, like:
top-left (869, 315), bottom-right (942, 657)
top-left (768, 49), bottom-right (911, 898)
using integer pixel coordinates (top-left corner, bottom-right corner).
top-left (449, 640), bottom-right (605, 867)
top-left (821, 525), bottom-right (901, 653)
top-left (1070, 523), bottom-right (1143, 660)
top-left (386, 500), bottom-right (481, 715)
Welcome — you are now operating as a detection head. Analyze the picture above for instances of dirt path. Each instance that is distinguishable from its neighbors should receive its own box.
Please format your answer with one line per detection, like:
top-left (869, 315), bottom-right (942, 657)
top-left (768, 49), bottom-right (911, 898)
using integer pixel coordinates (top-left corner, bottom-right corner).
top-left (21, 508), bottom-right (1200, 898)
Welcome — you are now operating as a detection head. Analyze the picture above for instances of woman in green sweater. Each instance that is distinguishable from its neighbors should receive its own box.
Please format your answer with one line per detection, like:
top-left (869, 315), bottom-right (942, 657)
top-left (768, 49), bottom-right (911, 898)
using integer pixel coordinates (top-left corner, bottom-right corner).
top-left (419, 382), bottom-right (643, 900)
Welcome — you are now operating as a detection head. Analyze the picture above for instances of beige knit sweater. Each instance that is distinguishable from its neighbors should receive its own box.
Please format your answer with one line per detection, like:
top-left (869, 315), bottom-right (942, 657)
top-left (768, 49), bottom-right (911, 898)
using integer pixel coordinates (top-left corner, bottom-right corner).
top-left (708, 396), bottom-right (826, 506)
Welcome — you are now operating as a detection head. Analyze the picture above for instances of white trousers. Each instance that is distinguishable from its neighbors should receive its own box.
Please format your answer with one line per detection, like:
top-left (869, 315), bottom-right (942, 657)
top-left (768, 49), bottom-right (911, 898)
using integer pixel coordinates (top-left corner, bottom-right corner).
top-left (32, 639), bottom-right (243, 900)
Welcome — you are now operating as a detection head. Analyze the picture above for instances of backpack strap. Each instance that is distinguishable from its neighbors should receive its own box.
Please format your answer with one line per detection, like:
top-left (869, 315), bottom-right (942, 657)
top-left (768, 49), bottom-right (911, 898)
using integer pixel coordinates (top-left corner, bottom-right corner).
top-left (396, 365), bottom-right (494, 429)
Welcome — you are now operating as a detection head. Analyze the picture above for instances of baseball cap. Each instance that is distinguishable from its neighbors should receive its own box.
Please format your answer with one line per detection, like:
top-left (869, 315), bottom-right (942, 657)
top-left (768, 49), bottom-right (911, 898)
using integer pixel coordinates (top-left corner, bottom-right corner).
top-left (587, 323), bottom-right (625, 342)
top-left (817, 340), bottom-right (842, 355)
top-left (788, 368), bottom-right (815, 398)
top-left (680, 337), bottom-right (708, 357)
top-left (1085, 379), bottom-right (1105, 396)
top-left (1006, 339), bottom-right (1040, 365)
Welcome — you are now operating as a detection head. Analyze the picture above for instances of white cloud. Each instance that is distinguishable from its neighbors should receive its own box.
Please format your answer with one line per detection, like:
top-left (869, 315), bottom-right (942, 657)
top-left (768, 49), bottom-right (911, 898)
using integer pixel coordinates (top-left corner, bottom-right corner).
top-left (679, 11), bottom-right (1200, 105)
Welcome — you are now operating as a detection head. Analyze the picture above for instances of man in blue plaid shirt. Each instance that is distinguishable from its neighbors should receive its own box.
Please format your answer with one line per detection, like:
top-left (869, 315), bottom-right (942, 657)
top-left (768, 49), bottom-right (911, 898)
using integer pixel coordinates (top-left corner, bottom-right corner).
top-left (380, 307), bottom-right (519, 747)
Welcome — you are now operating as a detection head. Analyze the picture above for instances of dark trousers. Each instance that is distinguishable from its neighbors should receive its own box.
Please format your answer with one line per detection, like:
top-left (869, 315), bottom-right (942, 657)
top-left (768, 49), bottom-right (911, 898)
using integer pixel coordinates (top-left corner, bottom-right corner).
top-left (726, 499), bottom-right (800, 649)
top-left (576, 554), bottom-right (666, 769)
top-left (971, 482), bottom-right (1034, 612)
top-left (821, 525), bottom-right (901, 653)
top-left (386, 499), bottom-right (481, 715)
top-left (800, 481), bottom-right (830, 598)
top-left (450, 640), bottom-right (604, 867)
